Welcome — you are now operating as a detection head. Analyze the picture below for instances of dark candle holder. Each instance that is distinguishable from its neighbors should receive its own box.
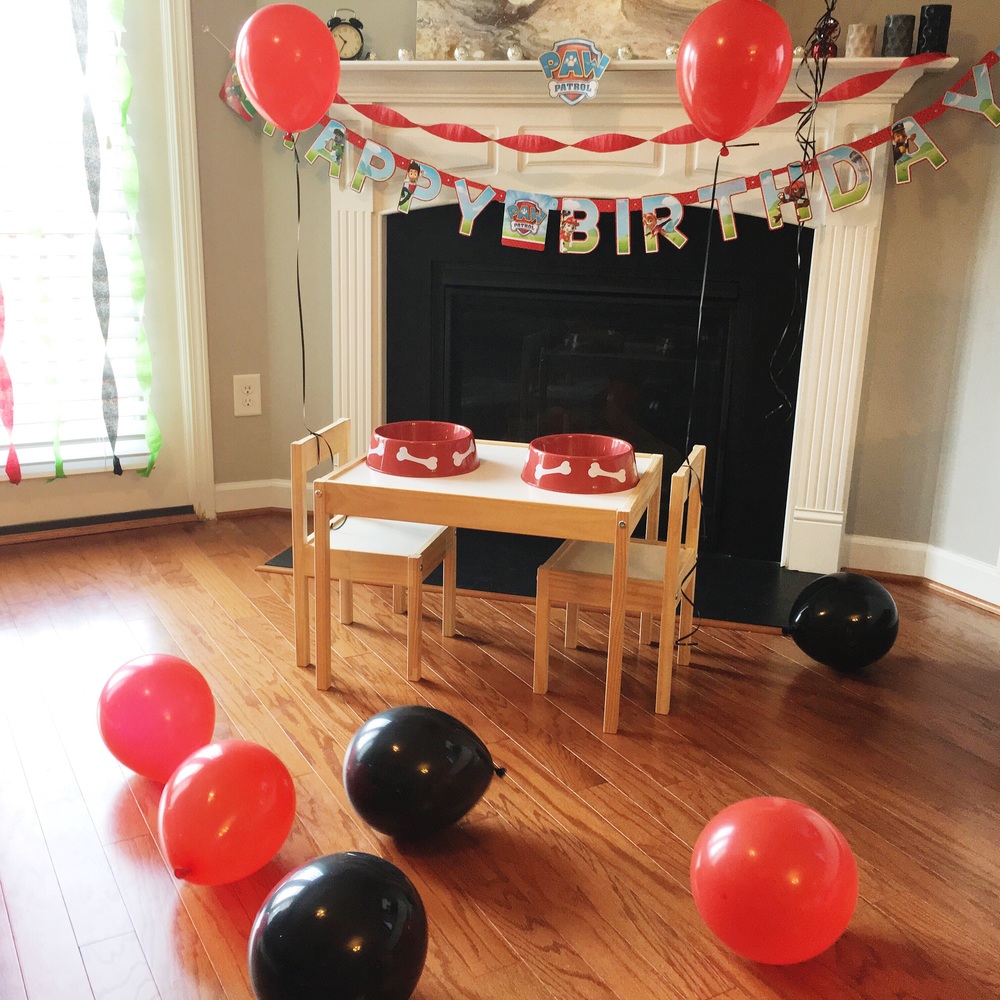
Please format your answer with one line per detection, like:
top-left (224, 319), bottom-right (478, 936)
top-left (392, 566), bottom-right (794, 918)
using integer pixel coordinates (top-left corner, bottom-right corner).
top-left (916, 5), bottom-right (952, 54)
top-left (881, 14), bottom-right (916, 57)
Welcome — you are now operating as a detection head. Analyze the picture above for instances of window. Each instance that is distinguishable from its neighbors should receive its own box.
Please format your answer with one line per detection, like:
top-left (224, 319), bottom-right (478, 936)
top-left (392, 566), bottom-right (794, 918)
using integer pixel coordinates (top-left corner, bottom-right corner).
top-left (0, 0), bottom-right (158, 484)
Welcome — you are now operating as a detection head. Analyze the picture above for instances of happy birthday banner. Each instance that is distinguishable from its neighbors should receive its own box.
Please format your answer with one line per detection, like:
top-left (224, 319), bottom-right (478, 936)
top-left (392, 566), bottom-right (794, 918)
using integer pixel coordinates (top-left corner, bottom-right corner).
top-left (223, 46), bottom-right (999, 254)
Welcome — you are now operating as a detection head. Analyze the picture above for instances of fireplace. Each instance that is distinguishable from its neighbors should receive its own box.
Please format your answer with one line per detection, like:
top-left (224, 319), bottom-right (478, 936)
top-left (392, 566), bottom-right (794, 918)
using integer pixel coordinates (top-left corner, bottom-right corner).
top-left (327, 59), bottom-right (947, 574)
top-left (385, 201), bottom-right (813, 562)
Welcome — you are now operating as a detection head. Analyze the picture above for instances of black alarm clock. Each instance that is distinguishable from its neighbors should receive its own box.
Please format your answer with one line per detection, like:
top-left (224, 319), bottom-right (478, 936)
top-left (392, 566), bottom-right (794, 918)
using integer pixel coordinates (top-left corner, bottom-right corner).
top-left (327, 9), bottom-right (365, 60)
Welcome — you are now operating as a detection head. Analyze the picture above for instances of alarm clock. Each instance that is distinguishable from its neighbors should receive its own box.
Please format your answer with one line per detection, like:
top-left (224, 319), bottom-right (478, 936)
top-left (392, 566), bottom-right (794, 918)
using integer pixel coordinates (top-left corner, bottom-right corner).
top-left (327, 9), bottom-right (365, 60)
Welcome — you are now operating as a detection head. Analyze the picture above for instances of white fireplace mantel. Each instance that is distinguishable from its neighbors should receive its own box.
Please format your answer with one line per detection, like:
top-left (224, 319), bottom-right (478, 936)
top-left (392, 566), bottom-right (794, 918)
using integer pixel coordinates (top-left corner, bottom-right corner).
top-left (326, 57), bottom-right (955, 574)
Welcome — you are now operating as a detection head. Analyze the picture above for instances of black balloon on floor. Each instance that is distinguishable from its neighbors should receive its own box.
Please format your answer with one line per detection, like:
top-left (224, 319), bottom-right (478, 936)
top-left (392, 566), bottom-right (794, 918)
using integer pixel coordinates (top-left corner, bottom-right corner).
top-left (343, 705), bottom-right (504, 839)
top-left (786, 572), bottom-right (899, 672)
top-left (248, 851), bottom-right (428, 1000)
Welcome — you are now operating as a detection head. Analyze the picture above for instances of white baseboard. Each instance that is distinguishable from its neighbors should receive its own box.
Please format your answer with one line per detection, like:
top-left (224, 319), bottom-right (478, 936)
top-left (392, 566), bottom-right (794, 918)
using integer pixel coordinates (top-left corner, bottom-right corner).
top-left (843, 534), bottom-right (1000, 607)
top-left (214, 479), bottom-right (291, 514)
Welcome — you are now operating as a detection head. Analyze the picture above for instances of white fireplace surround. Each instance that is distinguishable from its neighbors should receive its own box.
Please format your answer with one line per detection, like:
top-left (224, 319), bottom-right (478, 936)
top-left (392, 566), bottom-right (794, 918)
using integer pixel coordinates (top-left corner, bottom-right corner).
top-left (327, 58), bottom-right (953, 574)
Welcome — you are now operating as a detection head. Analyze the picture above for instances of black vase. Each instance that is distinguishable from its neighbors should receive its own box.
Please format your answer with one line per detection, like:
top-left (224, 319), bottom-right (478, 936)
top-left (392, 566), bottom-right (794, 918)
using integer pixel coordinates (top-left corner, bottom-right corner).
top-left (916, 5), bottom-right (952, 54)
top-left (881, 14), bottom-right (916, 57)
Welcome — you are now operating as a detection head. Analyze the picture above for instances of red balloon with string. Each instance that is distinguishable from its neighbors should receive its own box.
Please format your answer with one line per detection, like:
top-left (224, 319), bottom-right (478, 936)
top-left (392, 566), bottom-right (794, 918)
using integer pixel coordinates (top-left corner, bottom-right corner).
top-left (677, 0), bottom-right (793, 145)
top-left (235, 4), bottom-right (341, 134)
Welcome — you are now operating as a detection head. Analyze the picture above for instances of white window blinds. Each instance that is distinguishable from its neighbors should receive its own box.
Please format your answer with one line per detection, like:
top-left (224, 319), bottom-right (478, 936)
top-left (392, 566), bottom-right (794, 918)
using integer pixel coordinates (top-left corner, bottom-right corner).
top-left (0, 0), bottom-right (158, 484)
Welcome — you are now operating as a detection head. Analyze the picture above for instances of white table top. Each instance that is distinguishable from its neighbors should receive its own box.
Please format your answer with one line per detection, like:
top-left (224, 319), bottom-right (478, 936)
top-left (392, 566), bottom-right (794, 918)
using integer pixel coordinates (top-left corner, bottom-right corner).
top-left (319, 439), bottom-right (660, 514)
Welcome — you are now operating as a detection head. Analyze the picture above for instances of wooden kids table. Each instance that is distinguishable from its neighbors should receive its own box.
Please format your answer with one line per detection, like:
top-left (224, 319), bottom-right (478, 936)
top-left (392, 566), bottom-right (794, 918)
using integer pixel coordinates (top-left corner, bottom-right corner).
top-left (313, 439), bottom-right (663, 733)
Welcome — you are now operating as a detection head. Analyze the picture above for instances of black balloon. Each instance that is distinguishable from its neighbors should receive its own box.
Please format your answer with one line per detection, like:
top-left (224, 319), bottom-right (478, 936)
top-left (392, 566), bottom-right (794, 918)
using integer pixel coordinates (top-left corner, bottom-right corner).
top-left (248, 851), bottom-right (428, 1000)
top-left (786, 572), bottom-right (899, 672)
top-left (343, 705), bottom-right (503, 839)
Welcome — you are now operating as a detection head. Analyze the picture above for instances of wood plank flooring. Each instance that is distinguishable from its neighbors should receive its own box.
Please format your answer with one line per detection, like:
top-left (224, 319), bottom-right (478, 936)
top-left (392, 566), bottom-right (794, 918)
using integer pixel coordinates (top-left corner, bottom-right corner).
top-left (0, 513), bottom-right (998, 999)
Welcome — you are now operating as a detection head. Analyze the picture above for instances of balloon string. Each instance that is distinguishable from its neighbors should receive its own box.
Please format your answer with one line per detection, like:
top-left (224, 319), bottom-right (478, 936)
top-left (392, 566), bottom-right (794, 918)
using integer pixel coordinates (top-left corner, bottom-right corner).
top-left (201, 25), bottom-right (231, 55)
top-left (683, 149), bottom-right (722, 457)
top-left (494, 766), bottom-right (506, 778)
top-left (765, 220), bottom-right (808, 421)
top-left (293, 139), bottom-right (335, 468)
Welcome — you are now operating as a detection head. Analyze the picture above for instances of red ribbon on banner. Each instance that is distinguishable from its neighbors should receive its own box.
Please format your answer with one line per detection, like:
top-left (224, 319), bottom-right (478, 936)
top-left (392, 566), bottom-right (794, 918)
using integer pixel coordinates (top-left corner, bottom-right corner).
top-left (334, 52), bottom-right (954, 154)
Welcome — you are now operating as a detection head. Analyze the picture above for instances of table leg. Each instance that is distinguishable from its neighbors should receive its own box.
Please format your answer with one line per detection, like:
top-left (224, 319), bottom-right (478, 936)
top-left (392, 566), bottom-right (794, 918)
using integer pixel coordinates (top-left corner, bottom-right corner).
top-left (604, 515), bottom-right (630, 734)
top-left (405, 555), bottom-right (423, 682)
top-left (314, 488), bottom-right (332, 690)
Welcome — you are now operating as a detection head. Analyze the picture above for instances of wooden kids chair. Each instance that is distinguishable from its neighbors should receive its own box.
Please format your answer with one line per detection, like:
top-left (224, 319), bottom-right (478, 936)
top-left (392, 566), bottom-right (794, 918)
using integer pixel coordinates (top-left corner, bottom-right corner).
top-left (291, 418), bottom-right (457, 686)
top-left (533, 444), bottom-right (706, 730)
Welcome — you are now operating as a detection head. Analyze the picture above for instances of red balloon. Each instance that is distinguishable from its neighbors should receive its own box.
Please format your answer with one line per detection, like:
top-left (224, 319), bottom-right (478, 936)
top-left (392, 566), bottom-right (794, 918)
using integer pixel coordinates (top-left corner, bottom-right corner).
top-left (235, 4), bottom-right (341, 134)
top-left (97, 654), bottom-right (215, 784)
top-left (158, 740), bottom-right (296, 886)
top-left (677, 0), bottom-right (792, 144)
top-left (690, 797), bottom-right (858, 964)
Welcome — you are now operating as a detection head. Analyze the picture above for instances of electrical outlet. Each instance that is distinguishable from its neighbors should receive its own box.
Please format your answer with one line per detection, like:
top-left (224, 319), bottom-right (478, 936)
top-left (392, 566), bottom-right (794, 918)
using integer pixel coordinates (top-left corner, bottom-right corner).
top-left (233, 374), bottom-right (261, 416)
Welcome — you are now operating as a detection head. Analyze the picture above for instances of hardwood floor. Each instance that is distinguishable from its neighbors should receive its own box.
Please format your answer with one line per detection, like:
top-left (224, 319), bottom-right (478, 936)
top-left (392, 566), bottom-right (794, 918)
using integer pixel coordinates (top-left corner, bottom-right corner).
top-left (0, 513), bottom-right (998, 999)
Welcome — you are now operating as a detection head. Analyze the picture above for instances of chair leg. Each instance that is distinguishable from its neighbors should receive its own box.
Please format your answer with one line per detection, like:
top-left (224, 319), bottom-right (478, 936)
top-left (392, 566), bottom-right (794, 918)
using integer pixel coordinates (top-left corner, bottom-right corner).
top-left (441, 533), bottom-right (457, 637)
top-left (533, 569), bottom-right (552, 694)
top-left (392, 585), bottom-right (407, 614)
top-left (639, 613), bottom-right (654, 646)
top-left (292, 561), bottom-right (312, 668)
top-left (678, 571), bottom-right (696, 667)
top-left (405, 557), bottom-right (423, 682)
top-left (339, 579), bottom-right (354, 625)
top-left (654, 635), bottom-right (675, 715)
top-left (564, 603), bottom-right (580, 648)
top-left (655, 594), bottom-right (678, 714)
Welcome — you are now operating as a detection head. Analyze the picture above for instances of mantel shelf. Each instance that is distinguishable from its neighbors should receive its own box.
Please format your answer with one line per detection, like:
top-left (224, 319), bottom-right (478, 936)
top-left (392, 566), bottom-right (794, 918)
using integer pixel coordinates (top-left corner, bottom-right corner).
top-left (337, 56), bottom-right (959, 105)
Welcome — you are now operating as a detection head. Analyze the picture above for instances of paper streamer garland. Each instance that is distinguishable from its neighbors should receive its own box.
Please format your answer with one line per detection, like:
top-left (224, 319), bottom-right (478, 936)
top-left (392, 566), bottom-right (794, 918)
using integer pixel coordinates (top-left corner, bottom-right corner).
top-left (228, 46), bottom-right (999, 254)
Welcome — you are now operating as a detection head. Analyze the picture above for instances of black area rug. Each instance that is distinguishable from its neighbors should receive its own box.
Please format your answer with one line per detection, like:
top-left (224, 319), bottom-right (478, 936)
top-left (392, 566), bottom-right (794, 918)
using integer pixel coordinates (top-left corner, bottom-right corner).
top-left (264, 529), bottom-right (823, 630)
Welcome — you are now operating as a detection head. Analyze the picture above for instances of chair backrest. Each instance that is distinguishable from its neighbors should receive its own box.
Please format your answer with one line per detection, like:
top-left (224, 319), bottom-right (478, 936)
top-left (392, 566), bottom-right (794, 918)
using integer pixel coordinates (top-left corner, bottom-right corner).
top-left (290, 418), bottom-right (352, 569)
top-left (660, 443), bottom-right (707, 609)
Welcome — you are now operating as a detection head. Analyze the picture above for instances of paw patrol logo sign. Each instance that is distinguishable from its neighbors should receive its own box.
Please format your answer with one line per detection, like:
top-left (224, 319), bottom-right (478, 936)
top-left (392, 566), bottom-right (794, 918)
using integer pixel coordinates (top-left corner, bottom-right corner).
top-left (539, 38), bottom-right (610, 106)
top-left (507, 198), bottom-right (546, 236)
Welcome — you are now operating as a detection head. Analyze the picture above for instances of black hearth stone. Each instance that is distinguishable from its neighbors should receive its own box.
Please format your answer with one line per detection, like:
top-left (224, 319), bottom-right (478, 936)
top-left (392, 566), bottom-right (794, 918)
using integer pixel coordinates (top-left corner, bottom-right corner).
top-left (422, 529), bottom-right (821, 629)
top-left (264, 529), bottom-right (822, 630)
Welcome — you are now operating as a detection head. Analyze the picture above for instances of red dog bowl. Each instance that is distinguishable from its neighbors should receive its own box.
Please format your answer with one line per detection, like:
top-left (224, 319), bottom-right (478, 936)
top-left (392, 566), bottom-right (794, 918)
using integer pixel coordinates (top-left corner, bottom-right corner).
top-left (367, 420), bottom-right (479, 477)
top-left (522, 434), bottom-right (639, 494)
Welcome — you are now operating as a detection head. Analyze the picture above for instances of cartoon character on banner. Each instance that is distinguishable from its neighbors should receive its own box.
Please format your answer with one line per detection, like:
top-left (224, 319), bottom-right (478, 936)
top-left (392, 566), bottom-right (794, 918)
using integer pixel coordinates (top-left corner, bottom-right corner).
top-left (397, 161), bottom-right (422, 213)
top-left (325, 127), bottom-right (347, 167)
top-left (642, 212), bottom-right (669, 243)
top-left (559, 210), bottom-right (580, 250)
top-left (220, 61), bottom-right (255, 121)
top-left (304, 119), bottom-right (349, 178)
top-left (891, 121), bottom-right (919, 163)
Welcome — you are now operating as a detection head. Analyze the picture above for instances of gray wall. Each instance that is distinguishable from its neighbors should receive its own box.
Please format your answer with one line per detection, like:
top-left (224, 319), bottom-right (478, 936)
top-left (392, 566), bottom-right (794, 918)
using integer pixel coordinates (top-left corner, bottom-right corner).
top-left (190, 2), bottom-right (999, 569)
top-left (775, 2), bottom-right (1000, 566)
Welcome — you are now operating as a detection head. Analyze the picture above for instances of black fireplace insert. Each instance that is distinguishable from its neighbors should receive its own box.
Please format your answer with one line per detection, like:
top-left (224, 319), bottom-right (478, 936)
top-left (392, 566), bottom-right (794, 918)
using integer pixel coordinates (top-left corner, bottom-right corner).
top-left (386, 202), bottom-right (812, 563)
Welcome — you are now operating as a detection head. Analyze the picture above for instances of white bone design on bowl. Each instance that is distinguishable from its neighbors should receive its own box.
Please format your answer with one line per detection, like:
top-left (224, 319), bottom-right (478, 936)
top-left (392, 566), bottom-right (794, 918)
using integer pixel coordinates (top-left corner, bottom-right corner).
top-left (588, 462), bottom-right (627, 482)
top-left (369, 437), bottom-right (386, 457)
top-left (396, 446), bottom-right (438, 470)
top-left (535, 460), bottom-right (572, 480)
top-left (452, 442), bottom-right (476, 466)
